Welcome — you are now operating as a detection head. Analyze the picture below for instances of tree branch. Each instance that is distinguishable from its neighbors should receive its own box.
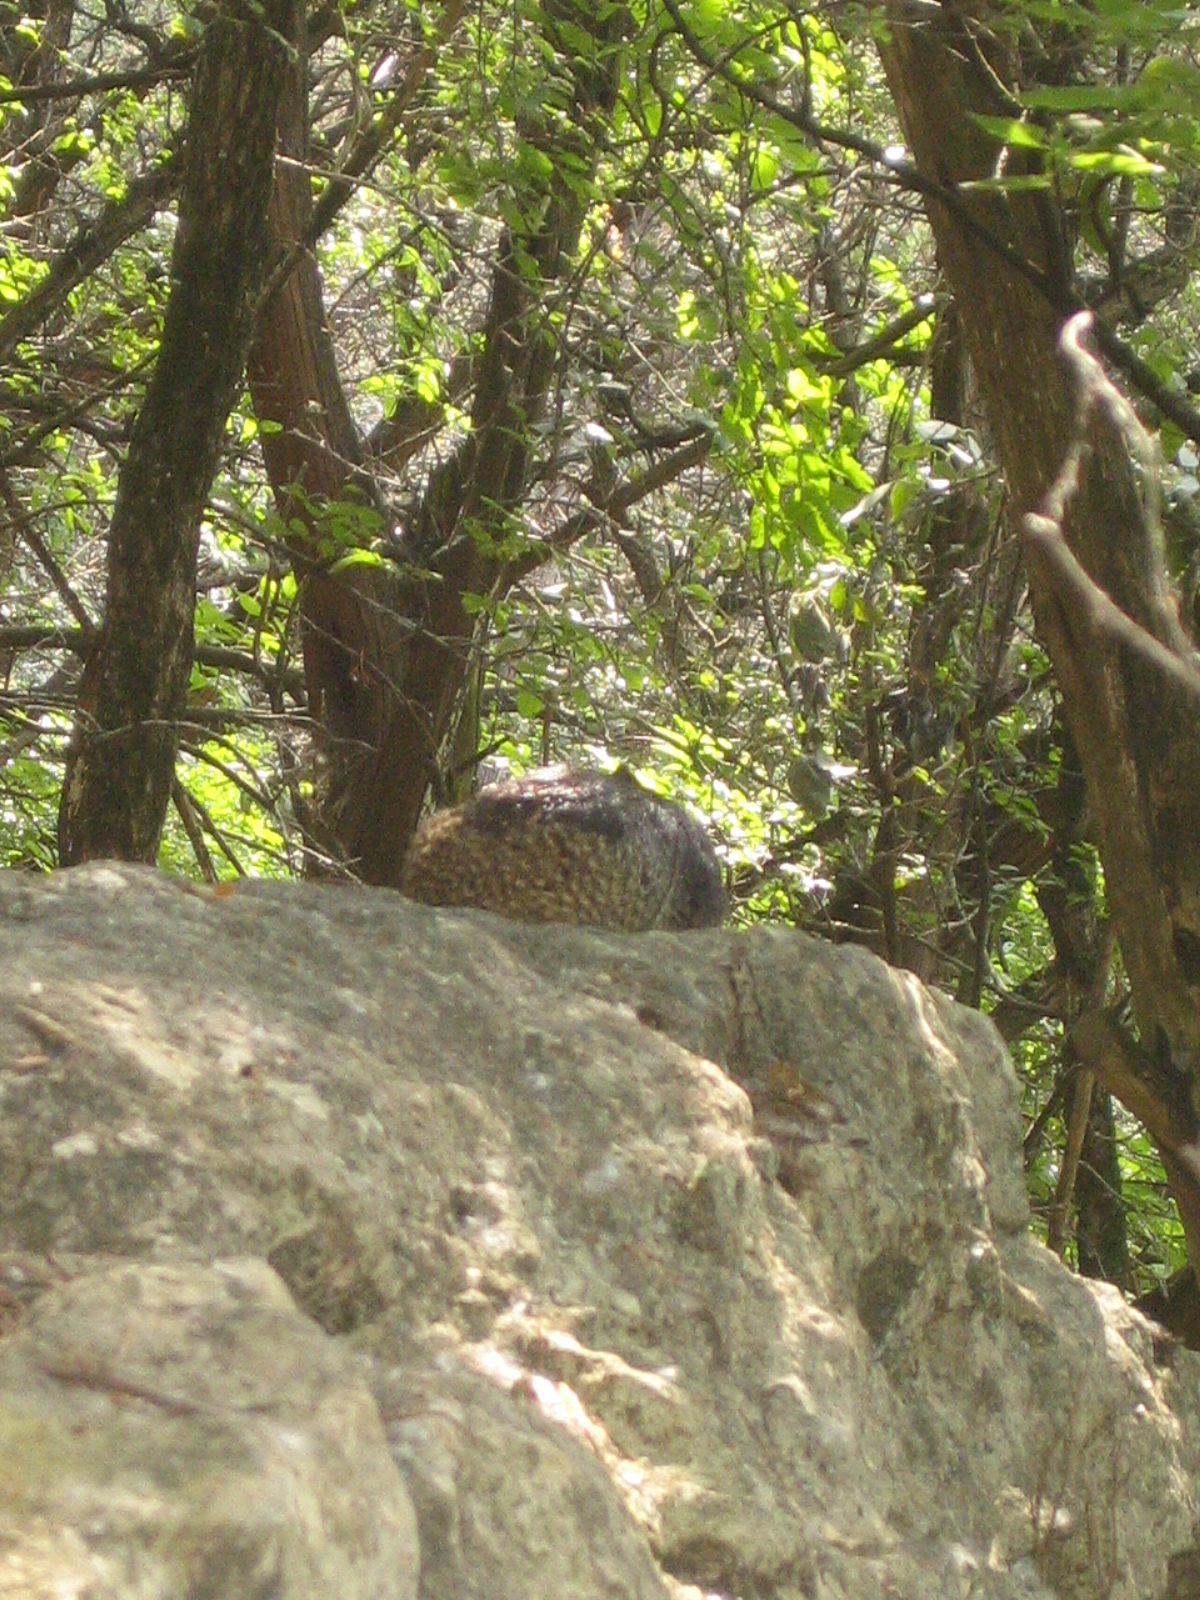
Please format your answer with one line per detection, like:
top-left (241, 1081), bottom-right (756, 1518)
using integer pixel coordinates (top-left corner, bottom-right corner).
top-left (661, 0), bottom-right (1200, 440)
top-left (0, 152), bottom-right (181, 365)
top-left (0, 58), bottom-right (195, 105)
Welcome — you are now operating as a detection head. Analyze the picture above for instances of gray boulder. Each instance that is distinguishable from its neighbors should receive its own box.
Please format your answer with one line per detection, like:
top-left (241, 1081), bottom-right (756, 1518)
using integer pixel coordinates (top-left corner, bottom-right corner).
top-left (0, 862), bottom-right (1197, 1600)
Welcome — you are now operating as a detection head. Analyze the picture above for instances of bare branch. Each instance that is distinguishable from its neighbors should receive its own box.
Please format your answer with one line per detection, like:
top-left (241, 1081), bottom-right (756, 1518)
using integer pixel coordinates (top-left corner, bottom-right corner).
top-left (817, 295), bottom-right (939, 378)
top-left (171, 776), bottom-right (219, 883)
top-left (1020, 313), bottom-right (1200, 702)
top-left (0, 152), bottom-right (181, 365)
top-left (0, 58), bottom-right (195, 105)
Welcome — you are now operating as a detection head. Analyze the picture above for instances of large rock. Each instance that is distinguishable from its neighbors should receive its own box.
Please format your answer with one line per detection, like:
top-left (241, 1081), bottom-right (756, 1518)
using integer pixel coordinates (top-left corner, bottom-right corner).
top-left (0, 862), bottom-right (1197, 1600)
top-left (0, 1257), bottom-right (417, 1599)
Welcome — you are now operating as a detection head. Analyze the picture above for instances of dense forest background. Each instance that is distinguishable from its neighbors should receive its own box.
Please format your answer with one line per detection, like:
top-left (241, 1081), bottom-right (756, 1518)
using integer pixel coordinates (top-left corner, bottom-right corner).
top-left (4, 0), bottom-right (1200, 1329)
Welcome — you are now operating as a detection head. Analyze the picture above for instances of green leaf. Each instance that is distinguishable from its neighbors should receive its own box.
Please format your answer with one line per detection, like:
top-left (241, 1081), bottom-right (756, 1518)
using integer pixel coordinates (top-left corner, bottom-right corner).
top-left (969, 114), bottom-right (1048, 149)
top-left (329, 548), bottom-right (386, 575)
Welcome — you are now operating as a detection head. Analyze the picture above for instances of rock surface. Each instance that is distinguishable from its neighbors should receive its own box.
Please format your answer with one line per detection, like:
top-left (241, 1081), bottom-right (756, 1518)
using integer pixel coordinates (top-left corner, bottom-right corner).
top-left (0, 862), bottom-right (1197, 1600)
top-left (0, 1257), bottom-right (417, 1599)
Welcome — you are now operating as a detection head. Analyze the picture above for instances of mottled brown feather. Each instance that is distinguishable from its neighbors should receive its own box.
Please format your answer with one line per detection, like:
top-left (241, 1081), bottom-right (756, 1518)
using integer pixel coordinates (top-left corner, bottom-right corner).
top-left (401, 767), bottom-right (726, 931)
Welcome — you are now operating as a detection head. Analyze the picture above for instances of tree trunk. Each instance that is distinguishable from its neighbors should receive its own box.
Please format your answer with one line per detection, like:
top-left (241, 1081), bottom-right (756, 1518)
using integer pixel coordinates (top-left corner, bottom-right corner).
top-left (248, 0), bottom-right (625, 884)
top-left (58, 0), bottom-right (297, 864)
top-left (1075, 1089), bottom-right (1129, 1286)
top-left (879, 1), bottom-right (1200, 1287)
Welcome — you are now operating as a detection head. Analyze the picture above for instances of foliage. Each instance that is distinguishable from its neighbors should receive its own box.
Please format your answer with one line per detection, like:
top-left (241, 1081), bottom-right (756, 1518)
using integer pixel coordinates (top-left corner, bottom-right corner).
top-left (4, 0), bottom-right (1200, 1298)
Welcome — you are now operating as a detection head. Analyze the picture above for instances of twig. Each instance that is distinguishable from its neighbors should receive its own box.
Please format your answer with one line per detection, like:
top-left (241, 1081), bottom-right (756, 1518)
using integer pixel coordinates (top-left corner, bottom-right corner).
top-left (171, 776), bottom-right (218, 883)
top-left (41, 1359), bottom-right (205, 1417)
top-left (174, 782), bottom-right (245, 877)
top-left (179, 738), bottom-right (277, 814)
top-left (0, 468), bottom-right (96, 635)
top-left (756, 548), bottom-right (803, 714)
top-left (1046, 1066), bottom-right (1093, 1258)
top-left (816, 295), bottom-right (939, 378)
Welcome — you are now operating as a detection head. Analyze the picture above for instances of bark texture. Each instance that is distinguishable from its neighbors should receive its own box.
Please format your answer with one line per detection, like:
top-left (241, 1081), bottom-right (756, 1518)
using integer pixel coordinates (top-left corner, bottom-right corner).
top-left (58, 0), bottom-right (297, 864)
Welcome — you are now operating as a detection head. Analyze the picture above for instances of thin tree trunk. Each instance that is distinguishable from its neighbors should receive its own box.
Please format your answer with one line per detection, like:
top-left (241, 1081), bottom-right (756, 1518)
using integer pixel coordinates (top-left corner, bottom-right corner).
top-left (59, 0), bottom-right (297, 864)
